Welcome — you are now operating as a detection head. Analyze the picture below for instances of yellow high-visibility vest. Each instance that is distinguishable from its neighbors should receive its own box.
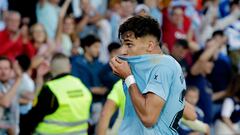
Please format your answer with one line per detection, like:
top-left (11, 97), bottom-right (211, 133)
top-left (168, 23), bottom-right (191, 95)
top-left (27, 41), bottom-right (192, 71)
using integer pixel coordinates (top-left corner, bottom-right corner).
top-left (35, 75), bottom-right (92, 135)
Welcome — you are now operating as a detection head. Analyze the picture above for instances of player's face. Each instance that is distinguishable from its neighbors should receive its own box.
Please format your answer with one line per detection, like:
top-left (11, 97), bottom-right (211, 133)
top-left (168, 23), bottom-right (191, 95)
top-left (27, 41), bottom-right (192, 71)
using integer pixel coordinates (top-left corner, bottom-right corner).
top-left (120, 32), bottom-right (150, 56)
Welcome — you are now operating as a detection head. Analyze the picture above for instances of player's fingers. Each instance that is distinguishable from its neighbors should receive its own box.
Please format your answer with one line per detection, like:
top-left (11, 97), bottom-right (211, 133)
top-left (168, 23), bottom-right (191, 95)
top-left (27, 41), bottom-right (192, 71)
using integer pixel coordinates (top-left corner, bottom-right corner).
top-left (111, 57), bottom-right (122, 68)
top-left (110, 57), bottom-right (118, 65)
top-left (109, 61), bottom-right (118, 73)
top-left (110, 62), bottom-right (120, 76)
top-left (115, 57), bottom-right (123, 64)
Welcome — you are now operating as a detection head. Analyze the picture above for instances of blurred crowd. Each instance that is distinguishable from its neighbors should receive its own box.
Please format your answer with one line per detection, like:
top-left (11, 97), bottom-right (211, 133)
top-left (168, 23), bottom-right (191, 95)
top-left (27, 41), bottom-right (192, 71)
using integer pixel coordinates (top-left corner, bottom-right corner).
top-left (0, 0), bottom-right (240, 135)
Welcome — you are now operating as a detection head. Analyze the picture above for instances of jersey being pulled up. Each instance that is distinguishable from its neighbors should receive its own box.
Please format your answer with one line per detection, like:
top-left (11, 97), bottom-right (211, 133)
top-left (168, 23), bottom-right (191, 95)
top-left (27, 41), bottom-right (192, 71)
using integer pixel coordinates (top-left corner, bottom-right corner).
top-left (119, 54), bottom-right (186, 135)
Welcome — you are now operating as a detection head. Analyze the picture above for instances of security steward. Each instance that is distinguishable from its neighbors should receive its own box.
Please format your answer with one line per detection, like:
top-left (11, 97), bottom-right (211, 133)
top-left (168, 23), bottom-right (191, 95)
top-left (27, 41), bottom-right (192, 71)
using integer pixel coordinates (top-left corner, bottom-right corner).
top-left (20, 53), bottom-right (92, 135)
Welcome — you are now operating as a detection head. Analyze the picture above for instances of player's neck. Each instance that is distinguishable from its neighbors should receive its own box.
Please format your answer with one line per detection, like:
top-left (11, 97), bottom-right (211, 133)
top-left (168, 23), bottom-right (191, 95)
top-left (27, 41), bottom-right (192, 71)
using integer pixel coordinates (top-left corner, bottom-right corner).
top-left (151, 47), bottom-right (163, 55)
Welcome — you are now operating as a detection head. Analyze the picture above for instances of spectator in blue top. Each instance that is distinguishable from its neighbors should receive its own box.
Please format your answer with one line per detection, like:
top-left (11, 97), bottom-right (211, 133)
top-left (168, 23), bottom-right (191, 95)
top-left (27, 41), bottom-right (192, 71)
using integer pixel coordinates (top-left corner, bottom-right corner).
top-left (99, 42), bottom-right (122, 92)
top-left (71, 34), bottom-right (107, 101)
top-left (206, 30), bottom-right (232, 121)
top-left (70, 34), bottom-right (107, 134)
top-left (186, 38), bottom-right (223, 124)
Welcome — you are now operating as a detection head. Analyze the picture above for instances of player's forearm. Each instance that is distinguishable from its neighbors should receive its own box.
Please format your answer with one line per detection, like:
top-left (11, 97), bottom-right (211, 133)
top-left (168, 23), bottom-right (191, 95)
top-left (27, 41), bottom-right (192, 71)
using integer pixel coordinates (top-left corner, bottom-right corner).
top-left (128, 84), bottom-right (155, 127)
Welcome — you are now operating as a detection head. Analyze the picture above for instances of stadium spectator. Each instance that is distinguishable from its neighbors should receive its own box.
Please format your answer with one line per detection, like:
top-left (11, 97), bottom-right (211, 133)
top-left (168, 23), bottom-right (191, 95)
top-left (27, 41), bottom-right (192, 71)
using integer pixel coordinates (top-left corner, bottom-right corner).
top-left (15, 55), bottom-right (35, 115)
top-left (134, 4), bottom-right (150, 16)
top-left (109, 0), bottom-right (135, 42)
top-left (97, 80), bottom-right (124, 135)
top-left (0, 57), bottom-right (22, 135)
top-left (76, 0), bottom-right (112, 63)
top-left (71, 34), bottom-right (106, 134)
top-left (162, 6), bottom-right (191, 52)
top-left (200, 0), bottom-right (240, 47)
top-left (20, 53), bottom-right (92, 135)
top-left (179, 86), bottom-right (207, 135)
top-left (144, 0), bottom-right (162, 26)
top-left (206, 30), bottom-right (232, 121)
top-left (55, 0), bottom-right (73, 57)
top-left (215, 74), bottom-right (240, 135)
top-left (63, 16), bottom-right (82, 56)
top-left (225, 0), bottom-right (240, 73)
top-left (36, 0), bottom-right (61, 39)
top-left (0, 0), bottom-right (8, 31)
top-left (186, 38), bottom-right (223, 124)
top-left (0, 11), bottom-right (35, 60)
top-left (171, 39), bottom-right (190, 77)
top-left (99, 42), bottom-right (122, 92)
top-left (30, 23), bottom-right (55, 60)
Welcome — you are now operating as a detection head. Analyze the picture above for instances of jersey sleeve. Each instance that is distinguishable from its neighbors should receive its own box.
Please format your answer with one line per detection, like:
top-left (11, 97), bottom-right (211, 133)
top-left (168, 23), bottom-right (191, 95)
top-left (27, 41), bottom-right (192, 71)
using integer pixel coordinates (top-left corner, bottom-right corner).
top-left (143, 66), bottom-right (173, 101)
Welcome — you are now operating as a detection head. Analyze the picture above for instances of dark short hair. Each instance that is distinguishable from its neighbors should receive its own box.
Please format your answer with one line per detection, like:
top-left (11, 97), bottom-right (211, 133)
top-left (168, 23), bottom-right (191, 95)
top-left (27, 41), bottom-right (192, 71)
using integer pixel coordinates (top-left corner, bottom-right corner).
top-left (108, 42), bottom-right (121, 53)
top-left (118, 15), bottom-right (162, 47)
top-left (16, 55), bottom-right (31, 72)
top-left (0, 56), bottom-right (12, 68)
top-left (81, 35), bottom-right (100, 50)
top-left (212, 30), bottom-right (224, 38)
top-left (174, 39), bottom-right (189, 49)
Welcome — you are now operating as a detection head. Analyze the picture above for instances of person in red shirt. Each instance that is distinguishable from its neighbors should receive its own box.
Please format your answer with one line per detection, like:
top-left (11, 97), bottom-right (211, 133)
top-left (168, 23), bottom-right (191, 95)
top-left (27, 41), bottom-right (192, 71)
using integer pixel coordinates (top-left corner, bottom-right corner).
top-left (0, 11), bottom-right (35, 60)
top-left (162, 6), bottom-right (191, 53)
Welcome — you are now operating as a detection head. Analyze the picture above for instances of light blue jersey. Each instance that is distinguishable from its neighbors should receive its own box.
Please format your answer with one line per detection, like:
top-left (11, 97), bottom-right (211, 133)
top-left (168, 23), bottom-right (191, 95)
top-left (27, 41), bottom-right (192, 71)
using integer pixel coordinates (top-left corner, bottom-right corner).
top-left (119, 54), bottom-right (186, 135)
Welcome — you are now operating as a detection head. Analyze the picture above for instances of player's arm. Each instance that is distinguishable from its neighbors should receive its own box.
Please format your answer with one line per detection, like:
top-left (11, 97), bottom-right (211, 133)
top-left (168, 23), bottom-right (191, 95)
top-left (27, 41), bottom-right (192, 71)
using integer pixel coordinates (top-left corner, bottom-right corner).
top-left (128, 84), bottom-right (165, 127)
top-left (97, 99), bottom-right (118, 135)
top-left (110, 57), bottom-right (164, 127)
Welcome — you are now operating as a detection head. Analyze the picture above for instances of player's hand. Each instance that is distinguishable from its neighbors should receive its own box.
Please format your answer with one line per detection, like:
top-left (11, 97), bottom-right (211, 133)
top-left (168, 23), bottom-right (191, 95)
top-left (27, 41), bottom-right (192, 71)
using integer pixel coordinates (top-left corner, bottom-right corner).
top-left (110, 57), bottom-right (132, 79)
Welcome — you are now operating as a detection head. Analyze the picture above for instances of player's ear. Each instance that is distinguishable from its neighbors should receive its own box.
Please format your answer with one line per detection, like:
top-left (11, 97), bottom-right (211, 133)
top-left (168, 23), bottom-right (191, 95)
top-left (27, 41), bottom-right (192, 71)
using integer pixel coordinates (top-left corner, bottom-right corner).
top-left (147, 41), bottom-right (155, 52)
